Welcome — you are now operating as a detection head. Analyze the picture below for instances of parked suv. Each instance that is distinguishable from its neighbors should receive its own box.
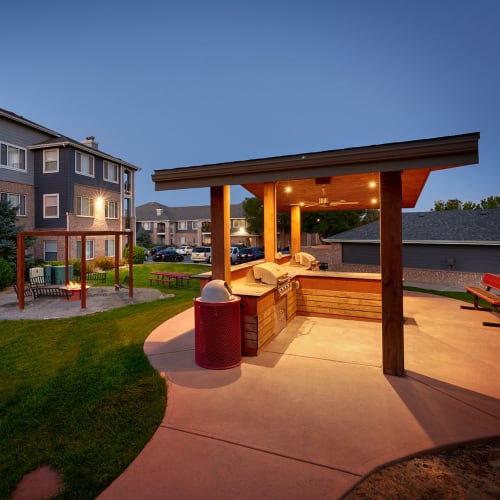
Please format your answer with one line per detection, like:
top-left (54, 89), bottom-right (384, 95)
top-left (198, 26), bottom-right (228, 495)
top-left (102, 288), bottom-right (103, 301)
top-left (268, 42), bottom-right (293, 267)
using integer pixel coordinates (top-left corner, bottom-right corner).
top-left (191, 246), bottom-right (211, 263)
top-left (153, 248), bottom-right (184, 262)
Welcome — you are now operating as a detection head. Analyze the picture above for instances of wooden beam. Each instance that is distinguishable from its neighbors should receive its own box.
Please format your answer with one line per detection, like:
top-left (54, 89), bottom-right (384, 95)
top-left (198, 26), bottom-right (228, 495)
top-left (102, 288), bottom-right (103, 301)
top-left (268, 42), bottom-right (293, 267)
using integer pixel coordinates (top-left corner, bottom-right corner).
top-left (210, 186), bottom-right (231, 282)
top-left (380, 171), bottom-right (404, 376)
top-left (17, 234), bottom-right (25, 310)
top-left (263, 183), bottom-right (276, 261)
top-left (291, 205), bottom-right (301, 257)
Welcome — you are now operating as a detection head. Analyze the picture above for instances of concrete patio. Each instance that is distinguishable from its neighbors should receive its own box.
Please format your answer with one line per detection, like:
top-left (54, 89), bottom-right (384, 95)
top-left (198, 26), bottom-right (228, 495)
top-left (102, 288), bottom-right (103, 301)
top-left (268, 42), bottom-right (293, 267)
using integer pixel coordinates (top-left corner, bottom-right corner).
top-left (98, 290), bottom-right (500, 499)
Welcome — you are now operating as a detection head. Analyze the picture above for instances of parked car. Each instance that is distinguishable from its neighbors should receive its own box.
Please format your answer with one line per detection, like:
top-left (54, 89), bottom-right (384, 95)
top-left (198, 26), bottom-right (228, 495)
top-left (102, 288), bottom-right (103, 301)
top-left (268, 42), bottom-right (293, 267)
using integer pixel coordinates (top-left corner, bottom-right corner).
top-left (176, 245), bottom-right (193, 255)
top-left (153, 248), bottom-right (184, 262)
top-left (230, 246), bottom-right (240, 264)
top-left (237, 247), bottom-right (264, 263)
top-left (191, 246), bottom-right (211, 263)
top-left (150, 245), bottom-right (164, 256)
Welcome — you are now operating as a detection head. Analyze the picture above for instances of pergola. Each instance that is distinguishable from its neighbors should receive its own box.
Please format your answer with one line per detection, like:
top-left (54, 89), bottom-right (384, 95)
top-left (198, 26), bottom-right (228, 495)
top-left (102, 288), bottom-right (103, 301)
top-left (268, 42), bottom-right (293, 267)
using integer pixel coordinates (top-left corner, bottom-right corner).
top-left (16, 230), bottom-right (135, 310)
top-left (152, 133), bottom-right (479, 376)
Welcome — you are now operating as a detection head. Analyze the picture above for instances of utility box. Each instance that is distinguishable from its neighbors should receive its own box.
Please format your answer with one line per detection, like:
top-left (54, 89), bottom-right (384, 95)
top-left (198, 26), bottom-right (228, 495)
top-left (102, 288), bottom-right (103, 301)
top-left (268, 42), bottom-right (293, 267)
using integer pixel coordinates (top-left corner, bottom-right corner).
top-left (194, 280), bottom-right (241, 369)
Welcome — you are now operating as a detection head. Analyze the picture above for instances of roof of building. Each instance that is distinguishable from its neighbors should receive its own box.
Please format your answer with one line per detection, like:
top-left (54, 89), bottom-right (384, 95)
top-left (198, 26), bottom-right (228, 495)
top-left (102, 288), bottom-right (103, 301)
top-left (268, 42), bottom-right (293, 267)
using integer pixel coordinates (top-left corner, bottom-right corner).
top-left (0, 107), bottom-right (140, 171)
top-left (323, 209), bottom-right (500, 244)
top-left (136, 201), bottom-right (245, 222)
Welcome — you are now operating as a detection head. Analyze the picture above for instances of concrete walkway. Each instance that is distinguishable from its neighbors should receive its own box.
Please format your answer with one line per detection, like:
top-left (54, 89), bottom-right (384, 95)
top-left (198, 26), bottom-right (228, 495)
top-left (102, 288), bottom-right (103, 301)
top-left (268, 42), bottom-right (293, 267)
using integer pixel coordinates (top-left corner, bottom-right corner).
top-left (99, 291), bottom-right (500, 499)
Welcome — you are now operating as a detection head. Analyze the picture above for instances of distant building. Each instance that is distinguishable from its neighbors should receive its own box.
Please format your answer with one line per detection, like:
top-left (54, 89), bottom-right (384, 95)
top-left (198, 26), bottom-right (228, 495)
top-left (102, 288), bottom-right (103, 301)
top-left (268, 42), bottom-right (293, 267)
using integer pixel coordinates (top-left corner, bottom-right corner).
top-left (0, 108), bottom-right (140, 261)
top-left (323, 209), bottom-right (500, 274)
top-left (136, 201), bottom-right (257, 247)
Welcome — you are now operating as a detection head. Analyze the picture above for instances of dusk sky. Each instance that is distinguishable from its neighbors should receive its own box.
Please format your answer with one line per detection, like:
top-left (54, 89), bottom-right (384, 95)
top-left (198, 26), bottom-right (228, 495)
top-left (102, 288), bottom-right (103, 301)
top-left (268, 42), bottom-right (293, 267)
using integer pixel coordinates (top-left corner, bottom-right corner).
top-left (3, 0), bottom-right (498, 210)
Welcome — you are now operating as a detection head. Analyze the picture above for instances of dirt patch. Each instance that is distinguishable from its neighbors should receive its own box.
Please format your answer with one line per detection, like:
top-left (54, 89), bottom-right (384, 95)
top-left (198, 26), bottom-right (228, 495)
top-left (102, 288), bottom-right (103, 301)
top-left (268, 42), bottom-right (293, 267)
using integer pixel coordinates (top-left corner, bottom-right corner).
top-left (11, 465), bottom-right (64, 500)
top-left (344, 439), bottom-right (500, 499)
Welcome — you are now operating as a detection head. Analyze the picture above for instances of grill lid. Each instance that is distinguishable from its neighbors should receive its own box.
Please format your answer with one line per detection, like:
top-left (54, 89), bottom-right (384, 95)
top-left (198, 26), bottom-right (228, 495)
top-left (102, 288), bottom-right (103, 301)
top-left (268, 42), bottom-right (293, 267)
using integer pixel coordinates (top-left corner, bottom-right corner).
top-left (252, 262), bottom-right (289, 285)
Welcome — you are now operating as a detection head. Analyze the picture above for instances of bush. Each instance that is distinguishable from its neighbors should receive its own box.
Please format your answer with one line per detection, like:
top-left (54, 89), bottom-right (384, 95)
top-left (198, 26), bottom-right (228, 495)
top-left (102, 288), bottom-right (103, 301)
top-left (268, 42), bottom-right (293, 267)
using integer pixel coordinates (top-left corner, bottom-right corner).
top-left (0, 258), bottom-right (14, 290)
top-left (94, 257), bottom-right (114, 271)
top-left (124, 246), bottom-right (147, 265)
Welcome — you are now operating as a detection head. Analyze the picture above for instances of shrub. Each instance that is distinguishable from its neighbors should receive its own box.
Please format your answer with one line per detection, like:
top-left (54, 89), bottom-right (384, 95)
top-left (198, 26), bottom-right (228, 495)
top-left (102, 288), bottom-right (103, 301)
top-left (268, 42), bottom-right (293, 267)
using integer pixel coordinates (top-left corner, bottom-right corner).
top-left (94, 257), bottom-right (114, 271)
top-left (124, 245), bottom-right (147, 265)
top-left (0, 258), bottom-right (14, 290)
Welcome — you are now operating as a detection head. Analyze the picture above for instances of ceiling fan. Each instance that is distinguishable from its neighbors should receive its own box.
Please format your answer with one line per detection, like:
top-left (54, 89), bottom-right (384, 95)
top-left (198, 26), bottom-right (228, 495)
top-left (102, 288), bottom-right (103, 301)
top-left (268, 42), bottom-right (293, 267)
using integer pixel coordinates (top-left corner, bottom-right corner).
top-left (301, 184), bottom-right (359, 208)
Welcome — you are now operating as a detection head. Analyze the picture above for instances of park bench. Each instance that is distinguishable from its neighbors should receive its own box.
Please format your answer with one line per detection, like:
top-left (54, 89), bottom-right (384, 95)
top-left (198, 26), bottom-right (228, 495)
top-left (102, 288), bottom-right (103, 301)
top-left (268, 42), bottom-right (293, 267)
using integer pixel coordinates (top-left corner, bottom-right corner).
top-left (461, 273), bottom-right (500, 327)
top-left (148, 277), bottom-right (174, 287)
top-left (28, 275), bottom-right (72, 299)
top-left (75, 271), bottom-right (107, 283)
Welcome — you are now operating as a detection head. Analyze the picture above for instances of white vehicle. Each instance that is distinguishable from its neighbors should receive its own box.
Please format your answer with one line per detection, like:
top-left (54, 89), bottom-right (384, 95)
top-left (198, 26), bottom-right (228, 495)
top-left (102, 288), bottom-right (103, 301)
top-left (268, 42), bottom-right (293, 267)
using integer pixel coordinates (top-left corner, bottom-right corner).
top-left (191, 246), bottom-right (211, 263)
top-left (230, 246), bottom-right (240, 264)
top-left (176, 245), bottom-right (193, 255)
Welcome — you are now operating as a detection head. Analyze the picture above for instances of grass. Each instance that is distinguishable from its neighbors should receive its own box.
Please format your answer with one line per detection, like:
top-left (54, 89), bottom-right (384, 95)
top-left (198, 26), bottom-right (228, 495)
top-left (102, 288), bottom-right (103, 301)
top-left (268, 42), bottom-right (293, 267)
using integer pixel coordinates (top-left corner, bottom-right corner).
top-left (0, 268), bottom-right (488, 498)
top-left (0, 263), bottom-right (206, 499)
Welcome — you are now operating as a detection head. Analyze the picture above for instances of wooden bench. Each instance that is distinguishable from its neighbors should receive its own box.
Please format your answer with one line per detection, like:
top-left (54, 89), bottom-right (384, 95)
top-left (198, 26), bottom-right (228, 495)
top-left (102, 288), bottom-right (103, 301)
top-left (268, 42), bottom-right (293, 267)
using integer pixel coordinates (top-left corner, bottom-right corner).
top-left (29, 275), bottom-right (72, 299)
top-left (461, 273), bottom-right (500, 327)
top-left (75, 271), bottom-right (107, 283)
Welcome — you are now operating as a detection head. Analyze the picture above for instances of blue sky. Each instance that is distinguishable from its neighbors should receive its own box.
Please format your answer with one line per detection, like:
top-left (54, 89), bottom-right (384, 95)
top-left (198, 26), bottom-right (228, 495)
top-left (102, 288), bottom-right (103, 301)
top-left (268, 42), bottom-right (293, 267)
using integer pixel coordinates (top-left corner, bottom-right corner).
top-left (3, 0), bottom-right (498, 210)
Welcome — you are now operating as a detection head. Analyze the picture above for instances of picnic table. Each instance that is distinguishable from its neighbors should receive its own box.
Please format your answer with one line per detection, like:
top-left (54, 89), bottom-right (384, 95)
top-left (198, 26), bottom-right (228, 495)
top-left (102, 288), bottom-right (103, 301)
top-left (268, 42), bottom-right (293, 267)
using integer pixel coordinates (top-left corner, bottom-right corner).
top-left (148, 271), bottom-right (192, 288)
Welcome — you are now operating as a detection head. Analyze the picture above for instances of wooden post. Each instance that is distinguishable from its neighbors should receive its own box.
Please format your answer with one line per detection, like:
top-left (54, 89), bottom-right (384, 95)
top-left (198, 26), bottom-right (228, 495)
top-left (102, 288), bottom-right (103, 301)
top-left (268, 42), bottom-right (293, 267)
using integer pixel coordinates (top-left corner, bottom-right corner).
top-left (263, 182), bottom-right (277, 262)
top-left (380, 171), bottom-right (405, 376)
top-left (17, 234), bottom-right (25, 310)
top-left (115, 234), bottom-right (120, 289)
top-left (81, 235), bottom-right (87, 309)
top-left (210, 186), bottom-right (231, 282)
top-left (290, 205), bottom-right (301, 257)
top-left (128, 232), bottom-right (134, 298)
top-left (64, 235), bottom-right (69, 284)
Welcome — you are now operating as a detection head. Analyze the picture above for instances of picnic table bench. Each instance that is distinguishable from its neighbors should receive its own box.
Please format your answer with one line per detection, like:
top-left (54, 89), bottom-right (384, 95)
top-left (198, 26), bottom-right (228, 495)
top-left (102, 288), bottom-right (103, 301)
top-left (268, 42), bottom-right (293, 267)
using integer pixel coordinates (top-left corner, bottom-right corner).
top-left (461, 273), bottom-right (500, 327)
top-left (148, 271), bottom-right (193, 288)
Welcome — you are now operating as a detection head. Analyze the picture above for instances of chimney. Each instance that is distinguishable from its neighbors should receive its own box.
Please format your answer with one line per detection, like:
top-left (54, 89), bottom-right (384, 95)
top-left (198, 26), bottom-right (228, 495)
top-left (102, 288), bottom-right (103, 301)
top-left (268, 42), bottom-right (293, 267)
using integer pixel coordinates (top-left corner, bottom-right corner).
top-left (81, 136), bottom-right (99, 149)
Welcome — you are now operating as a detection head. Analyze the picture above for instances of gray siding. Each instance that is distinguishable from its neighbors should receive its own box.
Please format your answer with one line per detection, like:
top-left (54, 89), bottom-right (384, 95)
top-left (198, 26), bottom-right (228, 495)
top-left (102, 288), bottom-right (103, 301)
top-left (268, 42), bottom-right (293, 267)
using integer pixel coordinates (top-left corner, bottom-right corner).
top-left (342, 243), bottom-right (500, 274)
top-left (0, 116), bottom-right (54, 185)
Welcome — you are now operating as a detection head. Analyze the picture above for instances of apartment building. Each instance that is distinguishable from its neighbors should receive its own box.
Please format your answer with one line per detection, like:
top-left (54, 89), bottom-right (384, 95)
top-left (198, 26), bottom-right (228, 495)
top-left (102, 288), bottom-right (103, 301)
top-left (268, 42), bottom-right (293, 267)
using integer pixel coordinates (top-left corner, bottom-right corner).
top-left (0, 108), bottom-right (139, 261)
top-left (136, 201), bottom-right (256, 247)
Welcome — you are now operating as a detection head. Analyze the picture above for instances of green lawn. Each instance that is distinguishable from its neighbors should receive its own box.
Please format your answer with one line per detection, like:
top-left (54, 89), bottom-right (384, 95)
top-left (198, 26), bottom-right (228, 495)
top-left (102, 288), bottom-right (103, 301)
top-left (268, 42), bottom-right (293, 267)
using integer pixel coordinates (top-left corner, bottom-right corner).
top-left (0, 263), bottom-right (206, 499)
top-left (0, 267), bottom-right (482, 499)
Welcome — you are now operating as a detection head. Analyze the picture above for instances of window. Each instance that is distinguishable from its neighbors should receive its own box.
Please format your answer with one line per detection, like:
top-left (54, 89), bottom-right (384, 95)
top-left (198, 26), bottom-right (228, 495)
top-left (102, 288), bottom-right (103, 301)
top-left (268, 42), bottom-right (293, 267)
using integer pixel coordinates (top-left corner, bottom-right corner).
top-left (44, 240), bottom-right (58, 261)
top-left (105, 239), bottom-right (115, 257)
top-left (178, 221), bottom-right (187, 230)
top-left (105, 200), bottom-right (118, 218)
top-left (233, 219), bottom-right (246, 228)
top-left (75, 151), bottom-right (94, 177)
top-left (43, 149), bottom-right (59, 172)
top-left (76, 239), bottom-right (94, 259)
top-left (43, 194), bottom-right (59, 218)
top-left (103, 161), bottom-right (119, 183)
top-left (0, 142), bottom-right (26, 171)
top-left (76, 196), bottom-right (94, 217)
top-left (0, 192), bottom-right (26, 216)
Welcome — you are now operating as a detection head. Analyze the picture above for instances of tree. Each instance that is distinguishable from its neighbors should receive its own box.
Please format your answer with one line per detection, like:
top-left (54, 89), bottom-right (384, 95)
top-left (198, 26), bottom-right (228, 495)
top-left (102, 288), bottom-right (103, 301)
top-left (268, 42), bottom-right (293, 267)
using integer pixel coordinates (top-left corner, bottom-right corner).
top-left (242, 197), bottom-right (264, 235)
top-left (136, 227), bottom-right (152, 248)
top-left (479, 195), bottom-right (500, 209)
top-left (431, 195), bottom-right (500, 211)
top-left (301, 210), bottom-right (363, 239)
top-left (0, 199), bottom-right (23, 264)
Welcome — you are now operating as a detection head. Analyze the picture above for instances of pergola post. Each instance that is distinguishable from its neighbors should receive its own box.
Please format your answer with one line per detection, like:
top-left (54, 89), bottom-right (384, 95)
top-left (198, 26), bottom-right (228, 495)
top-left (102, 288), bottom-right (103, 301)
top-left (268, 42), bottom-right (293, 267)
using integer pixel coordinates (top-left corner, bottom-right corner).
top-left (380, 171), bottom-right (405, 376)
top-left (16, 234), bottom-right (25, 310)
top-left (263, 182), bottom-right (277, 261)
top-left (210, 186), bottom-right (231, 283)
top-left (290, 205), bottom-right (301, 257)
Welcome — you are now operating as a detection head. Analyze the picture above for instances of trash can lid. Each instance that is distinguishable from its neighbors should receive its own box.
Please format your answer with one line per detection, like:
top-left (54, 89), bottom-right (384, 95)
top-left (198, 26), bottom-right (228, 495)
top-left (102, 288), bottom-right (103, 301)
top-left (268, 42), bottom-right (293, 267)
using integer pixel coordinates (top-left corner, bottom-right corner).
top-left (200, 279), bottom-right (235, 302)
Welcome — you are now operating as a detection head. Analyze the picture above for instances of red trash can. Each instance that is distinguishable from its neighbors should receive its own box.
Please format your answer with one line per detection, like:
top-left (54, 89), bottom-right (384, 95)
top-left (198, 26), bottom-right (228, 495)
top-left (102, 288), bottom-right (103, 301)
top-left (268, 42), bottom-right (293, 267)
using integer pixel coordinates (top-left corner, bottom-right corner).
top-left (194, 280), bottom-right (241, 369)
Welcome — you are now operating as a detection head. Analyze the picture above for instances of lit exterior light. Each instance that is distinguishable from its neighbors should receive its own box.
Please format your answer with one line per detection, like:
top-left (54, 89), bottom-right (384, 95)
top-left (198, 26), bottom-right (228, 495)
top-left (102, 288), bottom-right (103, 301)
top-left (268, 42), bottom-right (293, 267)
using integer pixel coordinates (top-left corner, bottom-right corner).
top-left (371, 198), bottom-right (378, 204)
top-left (369, 181), bottom-right (377, 189)
top-left (96, 196), bottom-right (104, 208)
top-left (285, 186), bottom-right (292, 193)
